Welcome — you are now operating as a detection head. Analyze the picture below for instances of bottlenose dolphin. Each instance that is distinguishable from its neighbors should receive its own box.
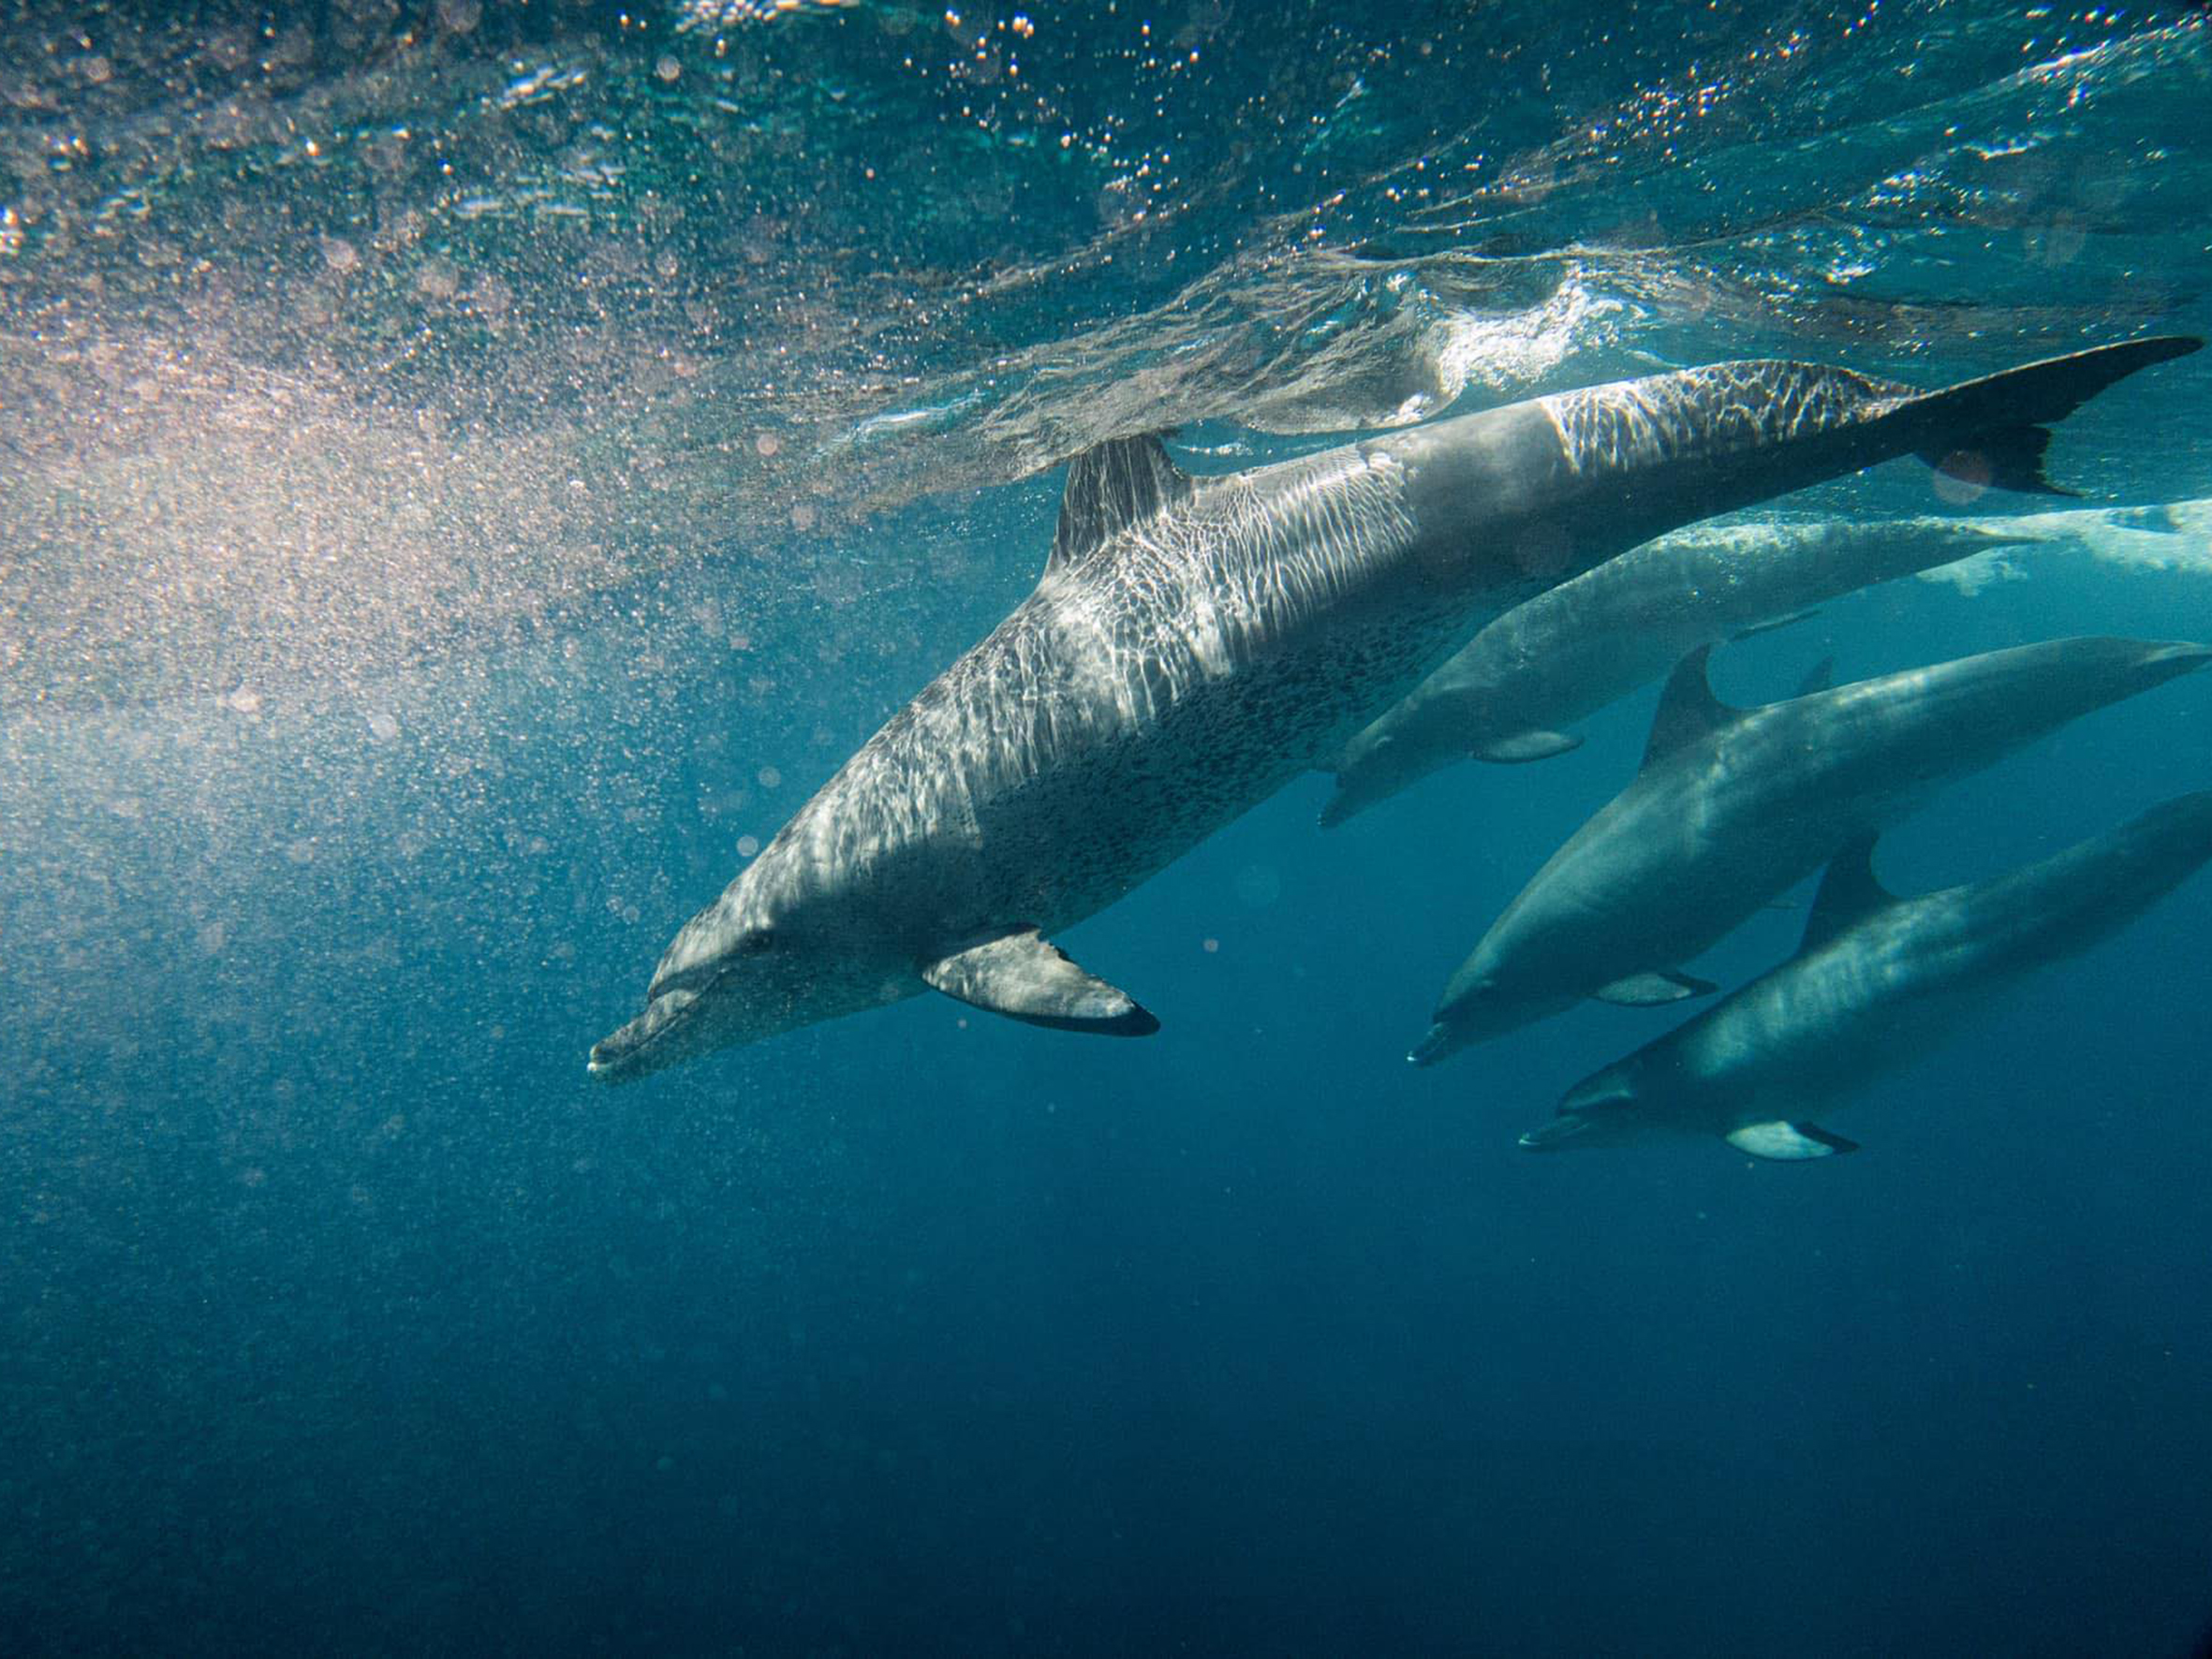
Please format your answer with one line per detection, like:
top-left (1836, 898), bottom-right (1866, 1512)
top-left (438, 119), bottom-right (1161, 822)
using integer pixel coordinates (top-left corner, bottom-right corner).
top-left (1520, 791), bottom-right (2212, 1159)
top-left (1320, 514), bottom-right (2030, 827)
top-left (1414, 635), bottom-right (2212, 1065)
top-left (589, 337), bottom-right (2198, 1080)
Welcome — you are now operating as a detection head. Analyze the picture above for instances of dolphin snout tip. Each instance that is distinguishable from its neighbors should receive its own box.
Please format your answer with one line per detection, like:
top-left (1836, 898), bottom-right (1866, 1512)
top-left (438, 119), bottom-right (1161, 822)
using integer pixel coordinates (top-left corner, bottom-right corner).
top-left (1408, 1022), bottom-right (1453, 1067)
top-left (2151, 640), bottom-right (2212, 669)
top-left (1517, 1119), bottom-right (1590, 1152)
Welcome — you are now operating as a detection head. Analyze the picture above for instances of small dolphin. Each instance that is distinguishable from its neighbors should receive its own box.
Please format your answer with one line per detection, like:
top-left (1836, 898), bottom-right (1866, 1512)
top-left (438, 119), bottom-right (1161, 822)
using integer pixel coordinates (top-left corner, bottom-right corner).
top-left (1521, 791), bottom-right (2212, 1159)
top-left (1414, 636), bottom-right (2212, 1065)
top-left (591, 338), bottom-right (2197, 1080)
top-left (1320, 514), bottom-right (2031, 827)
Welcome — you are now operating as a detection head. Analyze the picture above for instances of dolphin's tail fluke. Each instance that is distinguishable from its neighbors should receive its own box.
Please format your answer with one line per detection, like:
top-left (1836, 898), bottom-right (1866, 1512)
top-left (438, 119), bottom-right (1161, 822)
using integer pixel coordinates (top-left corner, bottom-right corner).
top-left (1533, 335), bottom-right (2200, 565)
top-left (1895, 335), bottom-right (2202, 495)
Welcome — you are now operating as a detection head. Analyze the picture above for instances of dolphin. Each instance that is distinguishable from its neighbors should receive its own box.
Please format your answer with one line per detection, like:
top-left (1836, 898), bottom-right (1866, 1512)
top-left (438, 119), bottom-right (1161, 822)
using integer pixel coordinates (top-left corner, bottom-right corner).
top-left (1520, 791), bottom-right (2212, 1160)
top-left (1320, 514), bottom-right (2032, 827)
top-left (589, 337), bottom-right (2199, 1081)
top-left (1414, 635), bottom-right (2212, 1065)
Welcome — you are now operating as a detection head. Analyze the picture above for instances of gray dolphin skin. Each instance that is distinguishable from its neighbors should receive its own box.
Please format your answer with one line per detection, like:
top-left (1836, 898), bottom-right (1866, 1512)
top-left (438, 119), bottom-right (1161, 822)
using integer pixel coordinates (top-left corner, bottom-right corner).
top-left (1521, 791), bottom-right (2212, 1160)
top-left (1320, 514), bottom-right (2032, 828)
top-left (589, 336), bottom-right (2199, 1081)
top-left (1413, 635), bottom-right (2212, 1066)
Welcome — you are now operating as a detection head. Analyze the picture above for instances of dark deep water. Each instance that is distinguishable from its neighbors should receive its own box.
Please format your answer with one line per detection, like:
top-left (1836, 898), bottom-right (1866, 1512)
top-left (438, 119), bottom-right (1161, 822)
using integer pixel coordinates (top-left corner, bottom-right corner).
top-left (6, 4), bottom-right (2212, 1654)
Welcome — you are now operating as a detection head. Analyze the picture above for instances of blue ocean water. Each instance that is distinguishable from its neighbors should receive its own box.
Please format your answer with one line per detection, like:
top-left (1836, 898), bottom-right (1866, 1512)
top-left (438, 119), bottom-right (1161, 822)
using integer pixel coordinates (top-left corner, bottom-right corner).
top-left (6, 4), bottom-right (2212, 1654)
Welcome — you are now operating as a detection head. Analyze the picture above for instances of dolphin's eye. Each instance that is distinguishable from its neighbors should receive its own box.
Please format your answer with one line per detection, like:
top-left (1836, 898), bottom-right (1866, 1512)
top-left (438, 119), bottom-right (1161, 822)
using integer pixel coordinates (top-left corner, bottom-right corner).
top-left (737, 929), bottom-right (775, 957)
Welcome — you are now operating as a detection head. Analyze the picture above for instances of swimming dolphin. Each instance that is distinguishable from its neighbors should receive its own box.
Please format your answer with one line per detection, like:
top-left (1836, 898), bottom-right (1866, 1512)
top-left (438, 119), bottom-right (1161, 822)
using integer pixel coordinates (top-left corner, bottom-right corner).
top-left (589, 337), bottom-right (2198, 1080)
top-left (1320, 514), bottom-right (2031, 827)
top-left (1520, 791), bottom-right (2212, 1160)
top-left (1413, 635), bottom-right (2212, 1065)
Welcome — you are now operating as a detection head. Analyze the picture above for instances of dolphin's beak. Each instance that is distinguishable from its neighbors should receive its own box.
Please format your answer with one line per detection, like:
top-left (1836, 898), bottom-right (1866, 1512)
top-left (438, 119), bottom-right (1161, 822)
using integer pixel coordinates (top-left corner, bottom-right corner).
top-left (1518, 1116), bottom-right (1598, 1152)
top-left (587, 986), bottom-right (701, 1083)
top-left (1317, 776), bottom-right (1380, 830)
top-left (1956, 524), bottom-right (2039, 549)
top-left (1408, 1021), bottom-right (1461, 1067)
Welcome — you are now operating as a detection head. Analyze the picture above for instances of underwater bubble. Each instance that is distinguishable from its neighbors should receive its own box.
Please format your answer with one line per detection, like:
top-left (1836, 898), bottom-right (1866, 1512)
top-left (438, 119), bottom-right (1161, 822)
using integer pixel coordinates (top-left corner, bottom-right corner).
top-left (320, 235), bottom-right (360, 273)
top-left (465, 274), bottom-right (511, 318)
top-left (366, 711), bottom-right (400, 741)
top-left (737, 835), bottom-right (760, 858)
top-left (1233, 864), bottom-right (1281, 908)
top-left (757, 766), bottom-right (782, 788)
top-left (1932, 451), bottom-right (1993, 507)
top-left (196, 921), bottom-right (228, 954)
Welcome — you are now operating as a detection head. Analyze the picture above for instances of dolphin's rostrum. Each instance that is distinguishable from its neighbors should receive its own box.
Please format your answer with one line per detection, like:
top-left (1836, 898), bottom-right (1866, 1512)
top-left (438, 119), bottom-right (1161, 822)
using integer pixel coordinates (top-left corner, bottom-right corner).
top-left (1521, 791), bottom-right (2212, 1158)
top-left (591, 337), bottom-right (2199, 1080)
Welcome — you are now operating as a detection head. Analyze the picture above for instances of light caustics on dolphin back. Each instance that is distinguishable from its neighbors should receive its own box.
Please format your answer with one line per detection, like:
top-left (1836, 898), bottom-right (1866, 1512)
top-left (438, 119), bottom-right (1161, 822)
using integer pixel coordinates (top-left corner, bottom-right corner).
top-left (1520, 789), bottom-right (2212, 1160)
top-left (589, 337), bottom-right (2199, 1082)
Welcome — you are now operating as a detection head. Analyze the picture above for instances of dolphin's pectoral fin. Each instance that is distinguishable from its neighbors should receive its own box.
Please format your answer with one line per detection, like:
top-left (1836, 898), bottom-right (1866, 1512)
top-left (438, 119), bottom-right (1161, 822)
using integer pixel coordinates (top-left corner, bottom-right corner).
top-left (1725, 1120), bottom-right (1860, 1160)
top-left (1731, 607), bottom-right (1821, 642)
top-left (921, 928), bottom-right (1161, 1035)
top-left (1592, 969), bottom-right (1719, 1007)
top-left (1470, 729), bottom-right (1584, 765)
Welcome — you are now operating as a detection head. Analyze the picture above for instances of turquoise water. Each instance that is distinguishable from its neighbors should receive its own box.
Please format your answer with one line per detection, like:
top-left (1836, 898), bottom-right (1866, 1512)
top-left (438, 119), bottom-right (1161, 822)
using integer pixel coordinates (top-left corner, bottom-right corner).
top-left (5, 4), bottom-right (2212, 1652)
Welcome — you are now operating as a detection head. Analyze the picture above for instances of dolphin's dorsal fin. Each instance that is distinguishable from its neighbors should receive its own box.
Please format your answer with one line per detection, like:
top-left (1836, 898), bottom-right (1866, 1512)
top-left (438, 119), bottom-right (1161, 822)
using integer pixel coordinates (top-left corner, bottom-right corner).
top-left (1798, 835), bottom-right (1895, 955)
top-left (920, 927), bottom-right (1161, 1035)
top-left (1047, 433), bottom-right (1193, 576)
top-left (1640, 645), bottom-right (1737, 771)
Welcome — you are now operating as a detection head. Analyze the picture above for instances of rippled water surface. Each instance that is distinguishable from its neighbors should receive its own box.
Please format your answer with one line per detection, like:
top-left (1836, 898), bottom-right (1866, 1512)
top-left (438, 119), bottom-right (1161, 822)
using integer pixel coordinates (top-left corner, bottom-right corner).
top-left (6, 5), bottom-right (2212, 1654)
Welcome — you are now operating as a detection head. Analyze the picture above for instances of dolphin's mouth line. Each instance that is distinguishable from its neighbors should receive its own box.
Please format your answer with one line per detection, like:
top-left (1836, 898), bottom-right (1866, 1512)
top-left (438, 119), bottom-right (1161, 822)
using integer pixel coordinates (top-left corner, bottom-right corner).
top-left (1408, 1021), bottom-right (1454, 1066)
top-left (588, 985), bottom-right (703, 1081)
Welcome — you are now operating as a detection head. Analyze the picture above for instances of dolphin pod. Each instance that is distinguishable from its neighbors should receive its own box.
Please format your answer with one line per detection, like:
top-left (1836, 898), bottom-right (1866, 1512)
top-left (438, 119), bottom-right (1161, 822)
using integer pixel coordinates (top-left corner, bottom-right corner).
top-left (1518, 792), bottom-right (2212, 1160)
top-left (1319, 513), bottom-right (2033, 828)
top-left (590, 335), bottom-right (2198, 1081)
top-left (1411, 636), bottom-right (2212, 1066)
